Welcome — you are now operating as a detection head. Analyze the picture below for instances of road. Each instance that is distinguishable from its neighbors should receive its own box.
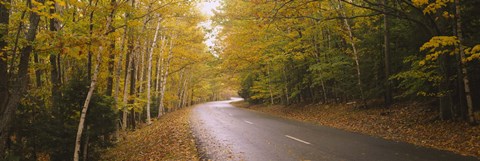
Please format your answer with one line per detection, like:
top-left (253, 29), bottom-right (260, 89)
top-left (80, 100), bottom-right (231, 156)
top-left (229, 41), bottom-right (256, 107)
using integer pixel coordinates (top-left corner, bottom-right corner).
top-left (190, 99), bottom-right (478, 161)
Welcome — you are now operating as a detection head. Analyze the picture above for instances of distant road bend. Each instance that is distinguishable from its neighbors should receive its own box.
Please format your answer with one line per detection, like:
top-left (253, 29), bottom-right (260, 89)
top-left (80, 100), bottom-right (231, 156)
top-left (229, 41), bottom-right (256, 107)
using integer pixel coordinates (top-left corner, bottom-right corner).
top-left (190, 98), bottom-right (479, 161)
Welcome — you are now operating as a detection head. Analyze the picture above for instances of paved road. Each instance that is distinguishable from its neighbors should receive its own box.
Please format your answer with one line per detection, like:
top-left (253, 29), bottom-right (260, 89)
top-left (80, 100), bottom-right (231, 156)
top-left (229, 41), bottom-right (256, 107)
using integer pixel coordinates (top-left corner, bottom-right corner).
top-left (190, 99), bottom-right (478, 161)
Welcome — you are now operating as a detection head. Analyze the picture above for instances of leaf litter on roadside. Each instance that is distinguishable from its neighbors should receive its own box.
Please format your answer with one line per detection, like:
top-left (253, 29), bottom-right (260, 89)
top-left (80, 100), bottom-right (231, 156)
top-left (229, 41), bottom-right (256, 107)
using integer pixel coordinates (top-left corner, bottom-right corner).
top-left (102, 108), bottom-right (199, 161)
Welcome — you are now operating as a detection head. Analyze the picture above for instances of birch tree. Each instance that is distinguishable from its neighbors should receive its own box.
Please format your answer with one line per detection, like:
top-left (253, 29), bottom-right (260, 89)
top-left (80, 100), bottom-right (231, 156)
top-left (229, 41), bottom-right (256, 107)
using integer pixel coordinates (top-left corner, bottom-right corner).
top-left (73, 48), bottom-right (102, 161)
top-left (146, 17), bottom-right (162, 124)
top-left (158, 35), bottom-right (174, 117)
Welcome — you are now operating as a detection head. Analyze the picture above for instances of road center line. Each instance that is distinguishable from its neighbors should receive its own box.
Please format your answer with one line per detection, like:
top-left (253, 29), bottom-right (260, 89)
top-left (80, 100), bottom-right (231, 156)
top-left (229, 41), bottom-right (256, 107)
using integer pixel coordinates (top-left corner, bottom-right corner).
top-left (285, 135), bottom-right (311, 145)
top-left (244, 120), bottom-right (254, 124)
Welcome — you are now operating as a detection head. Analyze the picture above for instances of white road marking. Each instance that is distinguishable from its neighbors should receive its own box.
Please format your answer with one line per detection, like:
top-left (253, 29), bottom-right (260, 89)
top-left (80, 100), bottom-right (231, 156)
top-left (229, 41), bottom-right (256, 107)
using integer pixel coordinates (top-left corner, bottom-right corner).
top-left (244, 120), bottom-right (254, 124)
top-left (285, 135), bottom-right (311, 145)
top-left (228, 113), bottom-right (233, 116)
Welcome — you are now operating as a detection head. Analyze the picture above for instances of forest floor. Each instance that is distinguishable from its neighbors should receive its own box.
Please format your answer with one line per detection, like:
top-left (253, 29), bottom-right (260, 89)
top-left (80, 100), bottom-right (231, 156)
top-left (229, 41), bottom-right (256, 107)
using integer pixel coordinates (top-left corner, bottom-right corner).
top-left (101, 108), bottom-right (198, 161)
top-left (231, 101), bottom-right (480, 158)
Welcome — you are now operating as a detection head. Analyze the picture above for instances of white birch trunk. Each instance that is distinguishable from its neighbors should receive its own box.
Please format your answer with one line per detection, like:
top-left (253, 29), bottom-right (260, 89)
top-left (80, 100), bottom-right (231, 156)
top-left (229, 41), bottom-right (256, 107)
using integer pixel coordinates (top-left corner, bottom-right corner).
top-left (146, 17), bottom-right (161, 124)
top-left (182, 73), bottom-right (192, 107)
top-left (113, 18), bottom-right (127, 133)
top-left (73, 47), bottom-right (102, 161)
top-left (176, 69), bottom-right (185, 109)
top-left (157, 36), bottom-right (174, 117)
top-left (138, 41), bottom-right (146, 95)
top-left (267, 64), bottom-right (274, 104)
top-left (114, 18), bottom-right (128, 106)
top-left (454, 0), bottom-right (476, 124)
top-left (82, 126), bottom-right (90, 161)
top-left (121, 49), bottom-right (133, 130)
top-left (336, 0), bottom-right (366, 107)
top-left (155, 36), bottom-right (165, 92)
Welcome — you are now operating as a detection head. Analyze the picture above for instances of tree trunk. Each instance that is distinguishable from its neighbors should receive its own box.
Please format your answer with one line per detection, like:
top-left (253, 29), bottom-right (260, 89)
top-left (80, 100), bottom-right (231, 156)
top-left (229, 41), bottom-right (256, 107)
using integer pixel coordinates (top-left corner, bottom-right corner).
top-left (49, 0), bottom-right (61, 105)
top-left (454, 50), bottom-right (465, 119)
top-left (190, 87), bottom-right (194, 106)
top-left (158, 36), bottom-right (174, 117)
top-left (267, 65), bottom-right (274, 105)
top-left (82, 126), bottom-right (90, 161)
top-left (182, 75), bottom-right (190, 108)
top-left (88, 50), bottom-right (92, 81)
top-left (138, 40), bottom-right (147, 96)
top-left (438, 53), bottom-right (454, 120)
top-left (178, 70), bottom-right (189, 108)
top-left (383, 0), bottom-right (392, 107)
top-left (313, 28), bottom-right (328, 104)
top-left (73, 47), bottom-right (102, 161)
top-left (106, 44), bottom-right (115, 96)
top-left (121, 0), bottom-right (137, 130)
top-left (0, 0), bottom-right (11, 157)
top-left (282, 66), bottom-right (289, 105)
top-left (87, 0), bottom-right (97, 81)
top-left (106, 0), bottom-right (117, 96)
top-left (1, 0), bottom-right (43, 156)
top-left (336, 0), bottom-right (366, 107)
top-left (128, 47), bottom-right (136, 129)
top-left (10, 0), bottom-right (29, 73)
top-left (73, 0), bottom-right (117, 157)
top-left (121, 45), bottom-right (133, 130)
top-left (112, 12), bottom-right (129, 137)
top-left (176, 69), bottom-right (185, 109)
top-left (129, 109), bottom-right (136, 129)
top-left (34, 53), bottom-right (42, 87)
top-left (146, 17), bottom-right (162, 125)
top-left (113, 18), bottom-right (127, 136)
top-left (58, 54), bottom-right (64, 84)
top-left (454, 0), bottom-right (476, 124)
top-left (155, 36), bottom-right (166, 96)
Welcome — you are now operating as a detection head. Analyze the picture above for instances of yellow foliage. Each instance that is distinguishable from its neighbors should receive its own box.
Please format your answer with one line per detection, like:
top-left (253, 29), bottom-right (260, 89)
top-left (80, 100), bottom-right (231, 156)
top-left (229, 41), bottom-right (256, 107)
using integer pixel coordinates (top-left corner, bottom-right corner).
top-left (412, 0), bottom-right (453, 14)
top-left (412, 0), bottom-right (429, 7)
top-left (464, 45), bottom-right (480, 62)
top-left (419, 36), bottom-right (458, 63)
top-left (442, 11), bottom-right (453, 19)
top-left (421, 37), bottom-right (480, 63)
top-left (55, 0), bottom-right (66, 7)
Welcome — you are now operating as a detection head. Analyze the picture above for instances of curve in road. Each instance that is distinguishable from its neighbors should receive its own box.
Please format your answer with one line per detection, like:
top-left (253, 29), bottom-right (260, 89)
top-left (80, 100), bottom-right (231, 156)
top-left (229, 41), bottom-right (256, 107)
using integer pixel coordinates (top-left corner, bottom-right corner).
top-left (190, 99), bottom-right (478, 161)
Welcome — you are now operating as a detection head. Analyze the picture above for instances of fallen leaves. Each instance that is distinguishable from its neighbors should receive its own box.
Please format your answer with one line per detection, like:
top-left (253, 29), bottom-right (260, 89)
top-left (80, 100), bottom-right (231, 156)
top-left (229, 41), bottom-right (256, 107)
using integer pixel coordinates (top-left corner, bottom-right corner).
top-left (101, 108), bottom-right (199, 161)
top-left (232, 101), bottom-right (480, 158)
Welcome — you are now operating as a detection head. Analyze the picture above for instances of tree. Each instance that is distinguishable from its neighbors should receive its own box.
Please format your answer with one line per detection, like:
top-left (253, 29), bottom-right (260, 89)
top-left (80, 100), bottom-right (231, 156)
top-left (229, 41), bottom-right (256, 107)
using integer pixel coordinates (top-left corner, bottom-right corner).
top-left (0, 0), bottom-right (11, 156)
top-left (454, 0), bottom-right (475, 125)
top-left (1, 0), bottom-right (45, 156)
top-left (145, 16), bottom-right (162, 124)
top-left (73, 41), bottom-right (102, 161)
top-left (383, 0), bottom-right (393, 107)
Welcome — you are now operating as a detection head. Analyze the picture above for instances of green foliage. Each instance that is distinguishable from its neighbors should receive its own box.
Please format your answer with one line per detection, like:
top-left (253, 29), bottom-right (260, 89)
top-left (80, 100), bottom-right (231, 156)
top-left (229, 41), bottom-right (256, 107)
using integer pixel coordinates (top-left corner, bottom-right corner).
top-left (13, 73), bottom-right (116, 161)
top-left (392, 56), bottom-right (441, 98)
top-left (238, 73), bottom-right (262, 104)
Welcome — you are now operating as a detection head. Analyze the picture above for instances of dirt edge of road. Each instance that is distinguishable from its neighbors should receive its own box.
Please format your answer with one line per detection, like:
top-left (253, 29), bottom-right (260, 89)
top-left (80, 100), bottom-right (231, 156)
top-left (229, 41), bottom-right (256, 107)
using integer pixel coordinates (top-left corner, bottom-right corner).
top-left (231, 101), bottom-right (480, 158)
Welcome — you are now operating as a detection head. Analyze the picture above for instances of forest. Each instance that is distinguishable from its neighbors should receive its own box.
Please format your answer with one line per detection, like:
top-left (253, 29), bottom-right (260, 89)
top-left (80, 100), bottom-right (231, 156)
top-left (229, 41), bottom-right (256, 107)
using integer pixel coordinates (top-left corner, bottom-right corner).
top-left (0, 0), bottom-right (479, 160)
top-left (219, 0), bottom-right (480, 122)
top-left (0, 0), bottom-right (232, 160)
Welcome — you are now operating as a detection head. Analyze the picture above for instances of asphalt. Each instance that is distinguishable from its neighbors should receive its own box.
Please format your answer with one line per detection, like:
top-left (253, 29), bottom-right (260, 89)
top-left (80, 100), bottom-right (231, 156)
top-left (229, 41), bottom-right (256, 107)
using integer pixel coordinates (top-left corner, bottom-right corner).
top-left (190, 99), bottom-right (479, 161)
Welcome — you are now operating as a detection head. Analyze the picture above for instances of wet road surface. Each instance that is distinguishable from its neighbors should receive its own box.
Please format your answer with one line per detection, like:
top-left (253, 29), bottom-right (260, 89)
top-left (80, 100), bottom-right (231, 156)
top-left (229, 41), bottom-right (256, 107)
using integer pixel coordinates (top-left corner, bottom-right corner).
top-left (190, 99), bottom-right (478, 161)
